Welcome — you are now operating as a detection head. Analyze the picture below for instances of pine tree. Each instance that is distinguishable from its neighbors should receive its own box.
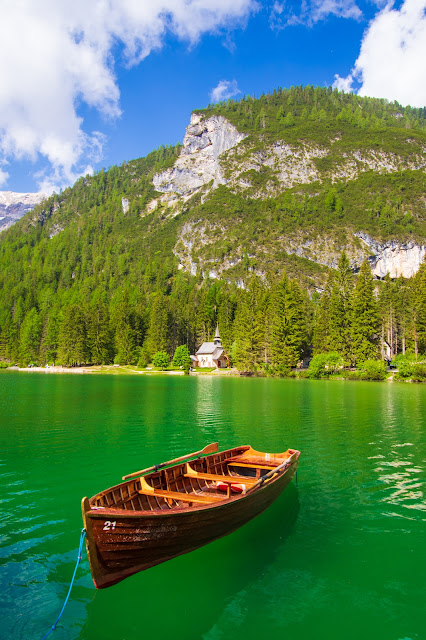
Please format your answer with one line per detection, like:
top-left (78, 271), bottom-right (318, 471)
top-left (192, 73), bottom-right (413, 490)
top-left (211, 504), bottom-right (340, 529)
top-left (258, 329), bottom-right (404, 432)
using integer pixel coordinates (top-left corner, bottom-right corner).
top-left (145, 294), bottom-right (169, 358)
top-left (232, 280), bottom-right (265, 372)
top-left (40, 310), bottom-right (60, 364)
top-left (378, 274), bottom-right (397, 359)
top-left (87, 301), bottom-right (112, 364)
top-left (0, 312), bottom-right (13, 362)
top-left (19, 307), bottom-right (42, 365)
top-left (393, 277), bottom-right (412, 355)
top-left (216, 284), bottom-right (236, 353)
top-left (270, 275), bottom-right (306, 371)
top-left (57, 304), bottom-right (89, 366)
top-left (411, 262), bottom-right (426, 355)
top-left (233, 306), bottom-right (254, 371)
top-left (115, 324), bottom-right (137, 364)
top-left (110, 290), bottom-right (138, 364)
top-left (351, 261), bottom-right (380, 363)
top-left (312, 273), bottom-right (334, 353)
top-left (328, 252), bottom-right (353, 360)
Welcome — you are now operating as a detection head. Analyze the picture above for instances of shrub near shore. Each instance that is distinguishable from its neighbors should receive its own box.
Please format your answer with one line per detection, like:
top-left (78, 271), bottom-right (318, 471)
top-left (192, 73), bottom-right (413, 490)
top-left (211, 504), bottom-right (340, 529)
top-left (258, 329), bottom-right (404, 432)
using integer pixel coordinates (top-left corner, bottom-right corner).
top-left (306, 354), bottom-right (387, 381)
top-left (393, 353), bottom-right (426, 382)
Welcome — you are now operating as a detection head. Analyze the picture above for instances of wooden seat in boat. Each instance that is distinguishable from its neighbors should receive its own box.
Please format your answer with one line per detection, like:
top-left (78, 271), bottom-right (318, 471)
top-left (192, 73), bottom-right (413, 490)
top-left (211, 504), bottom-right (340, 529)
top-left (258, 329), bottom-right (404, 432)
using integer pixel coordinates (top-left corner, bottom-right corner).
top-left (226, 447), bottom-right (290, 471)
top-left (138, 475), bottom-right (223, 504)
top-left (228, 461), bottom-right (276, 470)
top-left (184, 463), bottom-right (258, 485)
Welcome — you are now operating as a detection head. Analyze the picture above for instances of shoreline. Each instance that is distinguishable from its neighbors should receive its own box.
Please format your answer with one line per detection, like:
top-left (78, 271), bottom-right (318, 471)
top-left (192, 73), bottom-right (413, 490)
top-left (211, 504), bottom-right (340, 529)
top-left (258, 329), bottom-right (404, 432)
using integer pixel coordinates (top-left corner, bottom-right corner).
top-left (3, 365), bottom-right (241, 376)
top-left (2, 366), bottom-right (422, 383)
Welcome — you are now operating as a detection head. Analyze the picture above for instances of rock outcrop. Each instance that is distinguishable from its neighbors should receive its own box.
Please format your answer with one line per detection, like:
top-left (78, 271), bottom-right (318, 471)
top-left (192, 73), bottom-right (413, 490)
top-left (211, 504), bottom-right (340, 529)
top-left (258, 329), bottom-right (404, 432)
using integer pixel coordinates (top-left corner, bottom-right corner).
top-left (152, 113), bottom-right (247, 202)
top-left (355, 232), bottom-right (426, 278)
top-left (0, 191), bottom-right (46, 232)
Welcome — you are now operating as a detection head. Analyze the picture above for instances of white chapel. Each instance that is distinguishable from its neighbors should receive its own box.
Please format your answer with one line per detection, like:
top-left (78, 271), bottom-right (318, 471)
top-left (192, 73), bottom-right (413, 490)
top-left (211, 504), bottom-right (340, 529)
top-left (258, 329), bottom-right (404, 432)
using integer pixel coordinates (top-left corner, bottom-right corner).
top-left (191, 326), bottom-right (229, 369)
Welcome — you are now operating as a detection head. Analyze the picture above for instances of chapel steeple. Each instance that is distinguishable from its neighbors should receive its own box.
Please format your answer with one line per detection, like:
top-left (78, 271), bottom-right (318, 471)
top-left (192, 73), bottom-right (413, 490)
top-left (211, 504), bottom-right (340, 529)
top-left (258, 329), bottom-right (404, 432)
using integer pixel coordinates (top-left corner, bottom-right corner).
top-left (213, 325), bottom-right (221, 346)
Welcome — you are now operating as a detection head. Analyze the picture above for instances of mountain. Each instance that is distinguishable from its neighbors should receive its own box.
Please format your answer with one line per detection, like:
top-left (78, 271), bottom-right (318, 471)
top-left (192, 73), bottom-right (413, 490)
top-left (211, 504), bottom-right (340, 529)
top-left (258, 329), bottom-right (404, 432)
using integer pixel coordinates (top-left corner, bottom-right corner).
top-left (151, 110), bottom-right (426, 281)
top-left (0, 85), bottom-right (425, 367)
top-left (0, 191), bottom-right (46, 231)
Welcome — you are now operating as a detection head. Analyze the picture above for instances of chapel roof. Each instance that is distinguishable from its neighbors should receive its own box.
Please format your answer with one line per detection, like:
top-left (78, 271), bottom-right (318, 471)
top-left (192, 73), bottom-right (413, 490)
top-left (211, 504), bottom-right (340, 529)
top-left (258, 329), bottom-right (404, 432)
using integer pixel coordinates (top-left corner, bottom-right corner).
top-left (195, 342), bottom-right (224, 357)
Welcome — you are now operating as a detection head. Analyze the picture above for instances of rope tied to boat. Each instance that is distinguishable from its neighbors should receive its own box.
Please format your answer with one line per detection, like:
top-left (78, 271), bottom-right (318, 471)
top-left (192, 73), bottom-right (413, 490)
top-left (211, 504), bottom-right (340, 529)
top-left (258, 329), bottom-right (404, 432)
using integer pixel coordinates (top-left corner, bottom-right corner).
top-left (41, 528), bottom-right (86, 640)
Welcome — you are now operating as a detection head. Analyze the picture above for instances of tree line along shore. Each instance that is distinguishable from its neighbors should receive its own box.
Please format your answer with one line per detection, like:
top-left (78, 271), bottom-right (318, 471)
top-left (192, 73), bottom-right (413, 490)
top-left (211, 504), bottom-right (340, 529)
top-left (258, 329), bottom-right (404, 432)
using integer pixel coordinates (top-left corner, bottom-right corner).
top-left (1, 252), bottom-right (425, 383)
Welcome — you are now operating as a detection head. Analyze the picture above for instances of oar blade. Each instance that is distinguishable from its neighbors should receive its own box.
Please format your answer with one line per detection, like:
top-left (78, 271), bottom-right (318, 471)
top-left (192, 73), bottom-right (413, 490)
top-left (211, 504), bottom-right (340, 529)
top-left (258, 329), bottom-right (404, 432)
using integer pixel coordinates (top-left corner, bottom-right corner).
top-left (202, 442), bottom-right (219, 454)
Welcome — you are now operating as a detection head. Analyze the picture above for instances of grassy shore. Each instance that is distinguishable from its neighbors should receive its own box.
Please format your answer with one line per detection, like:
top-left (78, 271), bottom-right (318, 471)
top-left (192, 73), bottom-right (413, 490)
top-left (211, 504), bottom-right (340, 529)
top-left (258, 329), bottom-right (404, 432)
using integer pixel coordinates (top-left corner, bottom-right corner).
top-left (5, 364), bottom-right (240, 376)
top-left (3, 364), bottom-right (424, 383)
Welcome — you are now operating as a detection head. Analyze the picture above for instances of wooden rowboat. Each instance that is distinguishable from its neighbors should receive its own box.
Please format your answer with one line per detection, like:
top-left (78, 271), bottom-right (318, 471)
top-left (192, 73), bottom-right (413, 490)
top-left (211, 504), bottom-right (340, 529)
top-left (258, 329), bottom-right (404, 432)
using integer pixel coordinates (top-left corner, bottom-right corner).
top-left (81, 443), bottom-right (300, 589)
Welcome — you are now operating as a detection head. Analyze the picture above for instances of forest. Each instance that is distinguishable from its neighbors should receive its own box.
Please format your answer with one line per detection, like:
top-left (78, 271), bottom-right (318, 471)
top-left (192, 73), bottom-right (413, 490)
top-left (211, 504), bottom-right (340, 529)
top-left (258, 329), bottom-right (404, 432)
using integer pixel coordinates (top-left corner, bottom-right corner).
top-left (0, 86), bottom-right (425, 378)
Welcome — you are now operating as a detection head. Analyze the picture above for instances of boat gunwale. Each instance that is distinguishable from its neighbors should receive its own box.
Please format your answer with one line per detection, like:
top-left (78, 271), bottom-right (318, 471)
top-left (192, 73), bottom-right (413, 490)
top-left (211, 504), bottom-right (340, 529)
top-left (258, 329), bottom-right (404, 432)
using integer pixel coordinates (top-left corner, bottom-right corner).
top-left (82, 444), bottom-right (300, 589)
top-left (85, 448), bottom-right (300, 518)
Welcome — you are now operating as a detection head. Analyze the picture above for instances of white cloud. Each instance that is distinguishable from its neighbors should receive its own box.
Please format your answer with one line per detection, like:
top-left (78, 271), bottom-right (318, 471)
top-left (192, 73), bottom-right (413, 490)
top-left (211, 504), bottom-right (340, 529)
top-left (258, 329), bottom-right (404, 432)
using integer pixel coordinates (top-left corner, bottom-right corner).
top-left (310, 0), bottom-right (362, 22)
top-left (333, 0), bottom-right (426, 107)
top-left (333, 73), bottom-right (356, 93)
top-left (273, 0), bottom-right (362, 28)
top-left (0, 167), bottom-right (9, 187)
top-left (210, 79), bottom-right (242, 103)
top-left (0, 0), bottom-right (255, 192)
top-left (269, 1), bottom-right (286, 29)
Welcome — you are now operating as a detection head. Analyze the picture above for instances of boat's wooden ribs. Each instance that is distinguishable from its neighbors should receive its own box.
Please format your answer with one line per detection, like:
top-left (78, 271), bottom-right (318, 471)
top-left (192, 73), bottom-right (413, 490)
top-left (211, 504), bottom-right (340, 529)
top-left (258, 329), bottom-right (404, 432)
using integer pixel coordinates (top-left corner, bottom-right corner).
top-left (89, 446), bottom-right (252, 512)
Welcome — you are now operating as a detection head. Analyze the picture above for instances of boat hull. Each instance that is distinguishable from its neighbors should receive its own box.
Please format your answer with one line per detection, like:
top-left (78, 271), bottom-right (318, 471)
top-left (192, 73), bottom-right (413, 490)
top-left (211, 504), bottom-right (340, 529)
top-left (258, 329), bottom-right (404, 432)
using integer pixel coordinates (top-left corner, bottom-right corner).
top-left (82, 457), bottom-right (298, 589)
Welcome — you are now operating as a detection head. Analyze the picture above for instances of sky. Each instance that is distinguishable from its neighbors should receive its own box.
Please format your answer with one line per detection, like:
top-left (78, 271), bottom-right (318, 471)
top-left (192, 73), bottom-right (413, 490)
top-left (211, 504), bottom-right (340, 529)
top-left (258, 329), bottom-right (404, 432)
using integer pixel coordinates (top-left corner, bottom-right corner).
top-left (0, 0), bottom-right (425, 195)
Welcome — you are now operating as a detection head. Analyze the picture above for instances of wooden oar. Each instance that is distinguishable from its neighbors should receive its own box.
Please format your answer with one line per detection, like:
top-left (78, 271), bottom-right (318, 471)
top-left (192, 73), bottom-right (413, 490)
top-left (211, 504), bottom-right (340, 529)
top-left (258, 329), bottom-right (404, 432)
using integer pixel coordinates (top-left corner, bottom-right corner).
top-left (122, 442), bottom-right (219, 480)
top-left (246, 451), bottom-right (298, 494)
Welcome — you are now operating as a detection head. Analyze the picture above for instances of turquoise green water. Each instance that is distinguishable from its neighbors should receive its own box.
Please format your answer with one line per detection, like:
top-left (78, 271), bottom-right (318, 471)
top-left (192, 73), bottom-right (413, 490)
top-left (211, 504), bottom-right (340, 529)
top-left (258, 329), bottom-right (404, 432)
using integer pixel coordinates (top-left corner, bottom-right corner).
top-left (1, 373), bottom-right (425, 640)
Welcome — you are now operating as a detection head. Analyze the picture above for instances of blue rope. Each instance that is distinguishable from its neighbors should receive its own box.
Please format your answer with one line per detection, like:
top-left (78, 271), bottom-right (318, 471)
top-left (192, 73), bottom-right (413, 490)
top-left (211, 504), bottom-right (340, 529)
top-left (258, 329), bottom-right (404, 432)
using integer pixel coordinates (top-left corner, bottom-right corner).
top-left (41, 528), bottom-right (86, 640)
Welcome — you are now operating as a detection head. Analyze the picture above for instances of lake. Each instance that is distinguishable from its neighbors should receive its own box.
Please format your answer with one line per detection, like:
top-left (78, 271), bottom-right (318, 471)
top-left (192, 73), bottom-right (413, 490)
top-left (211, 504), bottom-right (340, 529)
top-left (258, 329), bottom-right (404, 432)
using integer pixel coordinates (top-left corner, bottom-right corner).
top-left (1, 372), bottom-right (425, 640)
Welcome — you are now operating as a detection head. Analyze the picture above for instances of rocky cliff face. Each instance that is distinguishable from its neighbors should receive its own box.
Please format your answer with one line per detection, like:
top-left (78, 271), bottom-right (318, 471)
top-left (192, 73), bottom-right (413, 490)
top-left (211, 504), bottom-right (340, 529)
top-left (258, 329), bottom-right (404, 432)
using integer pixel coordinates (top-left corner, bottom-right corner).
top-left (356, 233), bottom-right (426, 278)
top-left (174, 222), bottom-right (426, 285)
top-left (152, 113), bottom-right (247, 206)
top-left (0, 191), bottom-right (46, 232)
top-left (151, 113), bottom-right (426, 281)
top-left (151, 115), bottom-right (426, 203)
top-left (226, 143), bottom-right (426, 197)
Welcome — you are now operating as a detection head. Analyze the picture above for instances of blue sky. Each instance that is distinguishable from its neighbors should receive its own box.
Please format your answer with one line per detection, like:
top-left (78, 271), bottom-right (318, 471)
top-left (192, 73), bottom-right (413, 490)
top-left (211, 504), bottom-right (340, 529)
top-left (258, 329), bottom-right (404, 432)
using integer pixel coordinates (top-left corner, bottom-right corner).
top-left (0, 0), bottom-right (424, 194)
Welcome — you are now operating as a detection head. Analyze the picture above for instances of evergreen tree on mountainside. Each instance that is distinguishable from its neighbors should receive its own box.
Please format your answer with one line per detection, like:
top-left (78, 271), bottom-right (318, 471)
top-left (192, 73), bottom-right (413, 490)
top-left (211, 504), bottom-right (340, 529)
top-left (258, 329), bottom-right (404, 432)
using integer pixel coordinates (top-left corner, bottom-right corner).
top-left (110, 290), bottom-right (141, 365)
top-left (145, 294), bottom-right (169, 358)
top-left (392, 277), bottom-right (413, 356)
top-left (57, 304), bottom-right (89, 366)
top-left (40, 310), bottom-right (60, 364)
top-left (351, 261), bottom-right (380, 363)
top-left (200, 283), bottom-right (223, 346)
top-left (328, 252), bottom-right (353, 360)
top-left (19, 307), bottom-right (42, 365)
top-left (216, 284), bottom-right (237, 354)
top-left (410, 262), bottom-right (426, 356)
top-left (87, 301), bottom-right (113, 364)
top-left (232, 277), bottom-right (266, 372)
top-left (115, 324), bottom-right (137, 365)
top-left (270, 275), bottom-right (307, 371)
top-left (312, 274), bottom-right (333, 354)
top-left (258, 286), bottom-right (274, 367)
top-left (0, 324), bottom-right (9, 361)
top-left (378, 274), bottom-right (399, 359)
top-left (166, 272), bottom-right (196, 353)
